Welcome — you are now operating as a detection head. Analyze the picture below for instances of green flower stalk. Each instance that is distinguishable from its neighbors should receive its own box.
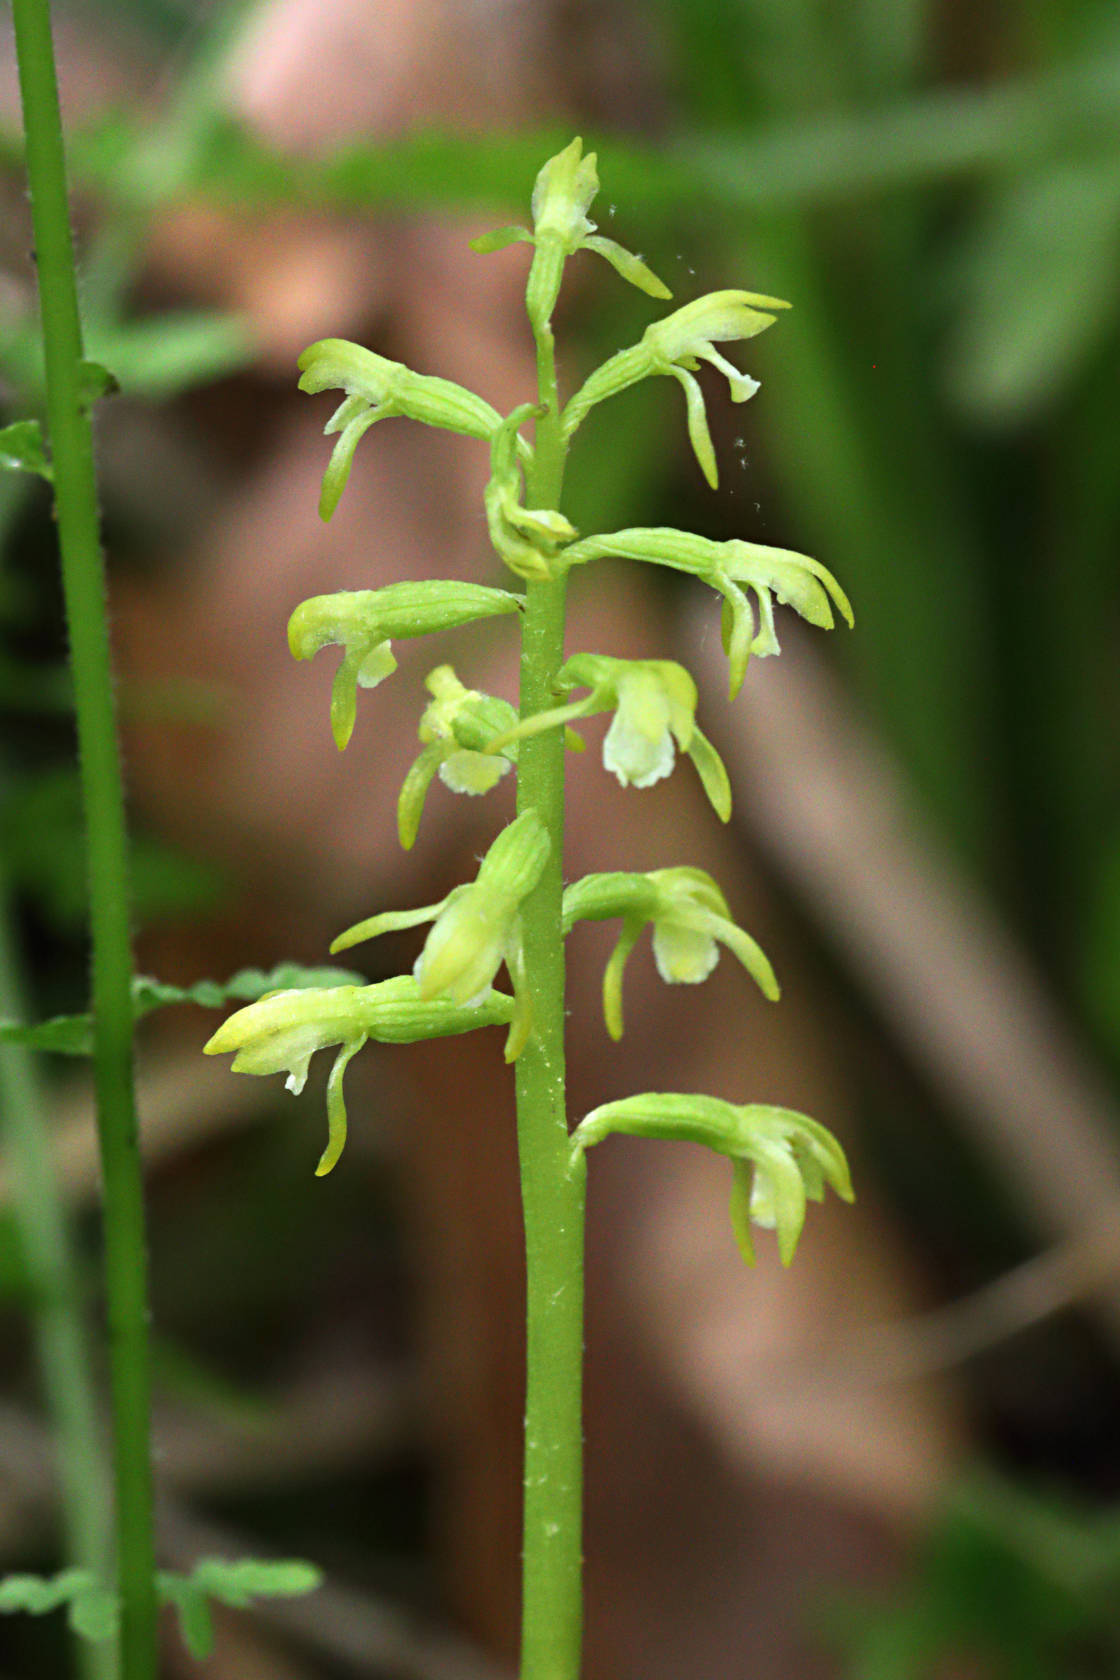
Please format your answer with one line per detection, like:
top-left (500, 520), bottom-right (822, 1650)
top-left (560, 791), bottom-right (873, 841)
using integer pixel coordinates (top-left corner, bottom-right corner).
top-left (206, 136), bottom-right (855, 1680)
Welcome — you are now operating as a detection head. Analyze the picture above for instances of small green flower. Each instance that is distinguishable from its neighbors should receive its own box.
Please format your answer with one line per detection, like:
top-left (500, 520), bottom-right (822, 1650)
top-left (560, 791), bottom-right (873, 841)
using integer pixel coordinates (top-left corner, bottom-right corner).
top-left (572, 1092), bottom-right (853, 1265)
top-left (288, 581), bottom-right (521, 750)
top-left (203, 978), bottom-right (514, 1175)
top-left (484, 405), bottom-right (577, 580)
top-left (563, 290), bottom-right (789, 487)
top-left (561, 527), bottom-right (853, 697)
top-left (397, 665), bottom-right (519, 850)
top-left (485, 652), bottom-right (731, 820)
top-left (298, 338), bottom-right (506, 519)
top-left (330, 811), bottom-right (550, 1061)
top-left (563, 866), bottom-right (777, 1039)
top-left (470, 138), bottom-right (671, 330)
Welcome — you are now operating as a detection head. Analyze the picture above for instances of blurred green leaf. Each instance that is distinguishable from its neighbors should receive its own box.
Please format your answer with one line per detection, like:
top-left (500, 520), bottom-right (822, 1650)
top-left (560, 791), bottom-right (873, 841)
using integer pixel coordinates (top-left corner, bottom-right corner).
top-left (0, 420), bottom-right (51, 481)
top-left (945, 154), bottom-right (1120, 421)
top-left (84, 312), bottom-right (254, 401)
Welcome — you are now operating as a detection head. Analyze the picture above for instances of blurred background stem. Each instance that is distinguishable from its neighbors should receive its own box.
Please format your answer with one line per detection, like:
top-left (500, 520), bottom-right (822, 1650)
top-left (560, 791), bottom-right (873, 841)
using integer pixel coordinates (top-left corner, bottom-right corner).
top-left (10, 0), bottom-right (158, 1674)
top-left (0, 851), bottom-right (114, 1680)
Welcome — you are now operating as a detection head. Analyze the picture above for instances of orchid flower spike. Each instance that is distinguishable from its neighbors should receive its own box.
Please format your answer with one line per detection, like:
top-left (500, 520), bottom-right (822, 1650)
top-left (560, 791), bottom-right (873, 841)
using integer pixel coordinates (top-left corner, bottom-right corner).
top-left (484, 405), bottom-right (578, 580)
top-left (485, 652), bottom-right (731, 821)
top-left (470, 138), bottom-right (671, 331)
top-left (298, 338), bottom-right (506, 520)
top-left (330, 811), bottom-right (550, 1061)
top-left (562, 866), bottom-right (778, 1040)
top-left (203, 977), bottom-right (514, 1176)
top-left (572, 1093), bottom-right (853, 1266)
top-left (288, 581), bottom-right (521, 750)
top-left (562, 526), bottom-right (853, 698)
top-left (563, 290), bottom-right (789, 487)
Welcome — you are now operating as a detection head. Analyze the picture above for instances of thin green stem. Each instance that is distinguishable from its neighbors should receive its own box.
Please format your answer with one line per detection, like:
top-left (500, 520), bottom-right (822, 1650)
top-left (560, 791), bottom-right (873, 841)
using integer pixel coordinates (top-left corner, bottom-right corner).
top-left (0, 855), bottom-right (115, 1680)
top-left (10, 2), bottom-right (158, 1674)
top-left (513, 316), bottom-right (586, 1680)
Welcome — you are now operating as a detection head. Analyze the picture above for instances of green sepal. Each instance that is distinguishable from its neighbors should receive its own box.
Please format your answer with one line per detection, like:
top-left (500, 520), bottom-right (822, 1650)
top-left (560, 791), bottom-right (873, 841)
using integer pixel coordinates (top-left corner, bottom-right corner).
top-left (582, 235), bottom-right (672, 300)
top-left (572, 1093), bottom-right (853, 1266)
top-left (0, 419), bottom-right (52, 481)
top-left (397, 743), bottom-right (444, 851)
top-left (686, 724), bottom-right (731, 822)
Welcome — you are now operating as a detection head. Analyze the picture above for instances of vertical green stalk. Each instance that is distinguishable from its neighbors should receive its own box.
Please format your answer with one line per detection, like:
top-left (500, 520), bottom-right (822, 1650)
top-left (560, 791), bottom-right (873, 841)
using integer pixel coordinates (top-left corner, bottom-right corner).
top-left (514, 318), bottom-right (586, 1680)
top-left (10, 2), bottom-right (158, 1675)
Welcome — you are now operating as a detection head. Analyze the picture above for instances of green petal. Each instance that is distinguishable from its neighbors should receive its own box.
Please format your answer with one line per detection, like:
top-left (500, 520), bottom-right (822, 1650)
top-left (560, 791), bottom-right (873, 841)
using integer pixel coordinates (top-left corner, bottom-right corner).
top-left (601, 915), bottom-right (644, 1041)
top-left (319, 408), bottom-right (383, 521)
top-left (397, 744), bottom-right (443, 851)
top-left (704, 914), bottom-right (779, 1002)
top-left (330, 897), bottom-right (450, 954)
top-left (315, 1038), bottom-right (364, 1176)
top-left (674, 367), bottom-right (719, 489)
top-left (686, 725), bottom-right (732, 822)
top-left (728, 1160), bottom-right (756, 1265)
top-left (716, 576), bottom-right (753, 699)
top-left (582, 234), bottom-right (672, 300)
top-left (470, 225), bottom-right (533, 254)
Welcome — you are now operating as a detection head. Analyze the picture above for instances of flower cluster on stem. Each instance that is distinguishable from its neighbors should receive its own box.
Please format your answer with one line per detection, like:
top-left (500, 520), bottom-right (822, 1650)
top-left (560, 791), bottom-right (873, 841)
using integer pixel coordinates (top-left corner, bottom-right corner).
top-left (204, 136), bottom-right (856, 1680)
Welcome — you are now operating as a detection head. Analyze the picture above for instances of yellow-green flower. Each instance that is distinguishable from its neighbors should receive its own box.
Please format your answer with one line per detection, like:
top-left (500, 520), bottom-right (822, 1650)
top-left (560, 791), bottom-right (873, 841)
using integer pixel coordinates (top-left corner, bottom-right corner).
top-left (572, 1093), bottom-right (853, 1265)
top-left (561, 527), bottom-right (852, 697)
top-left (470, 138), bottom-right (670, 330)
top-left (563, 865), bottom-right (778, 1039)
top-left (288, 582), bottom-right (521, 750)
top-left (563, 290), bottom-right (789, 487)
top-left (485, 652), bottom-right (731, 821)
top-left (298, 338), bottom-right (505, 520)
top-left (203, 978), bottom-right (513, 1175)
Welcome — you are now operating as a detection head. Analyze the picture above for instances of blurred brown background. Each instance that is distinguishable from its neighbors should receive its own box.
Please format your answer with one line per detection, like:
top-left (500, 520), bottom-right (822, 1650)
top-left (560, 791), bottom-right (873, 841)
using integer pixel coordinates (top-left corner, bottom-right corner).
top-left (2, 0), bottom-right (1120, 1675)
